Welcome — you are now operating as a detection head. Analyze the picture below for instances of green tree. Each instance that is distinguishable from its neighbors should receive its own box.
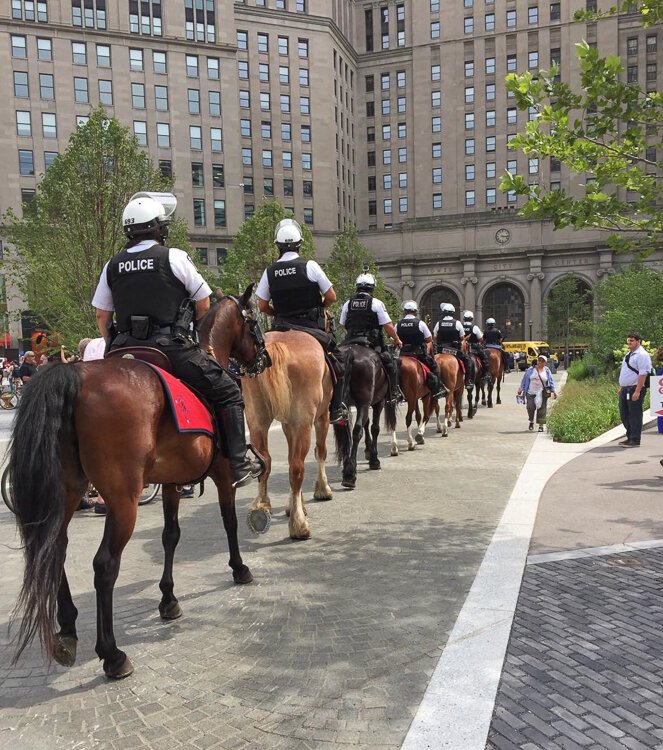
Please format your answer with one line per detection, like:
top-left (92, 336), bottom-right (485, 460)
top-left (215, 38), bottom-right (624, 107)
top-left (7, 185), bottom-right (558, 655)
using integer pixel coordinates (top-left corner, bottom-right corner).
top-left (545, 274), bottom-right (593, 364)
top-left (500, 2), bottom-right (663, 255)
top-left (592, 266), bottom-right (663, 358)
top-left (324, 224), bottom-right (400, 325)
top-left (2, 105), bottom-right (191, 346)
top-left (218, 200), bottom-right (315, 295)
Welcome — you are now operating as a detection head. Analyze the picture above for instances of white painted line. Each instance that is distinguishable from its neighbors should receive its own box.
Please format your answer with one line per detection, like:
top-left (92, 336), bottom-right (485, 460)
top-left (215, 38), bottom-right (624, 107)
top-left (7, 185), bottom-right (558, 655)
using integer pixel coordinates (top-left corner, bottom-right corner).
top-left (401, 375), bottom-right (655, 750)
top-left (528, 537), bottom-right (663, 565)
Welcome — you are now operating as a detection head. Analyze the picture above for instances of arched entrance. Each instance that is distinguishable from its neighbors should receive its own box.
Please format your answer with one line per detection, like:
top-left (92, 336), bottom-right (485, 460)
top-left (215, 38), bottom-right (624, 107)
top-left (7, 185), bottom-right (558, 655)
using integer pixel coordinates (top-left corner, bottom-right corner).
top-left (545, 275), bottom-right (593, 353)
top-left (420, 286), bottom-right (461, 329)
top-left (482, 283), bottom-right (525, 341)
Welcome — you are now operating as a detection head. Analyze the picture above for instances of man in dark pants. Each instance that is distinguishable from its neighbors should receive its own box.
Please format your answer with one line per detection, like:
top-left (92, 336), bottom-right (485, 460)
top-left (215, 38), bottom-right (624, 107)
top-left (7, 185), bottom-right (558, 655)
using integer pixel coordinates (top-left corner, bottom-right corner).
top-left (618, 332), bottom-right (652, 447)
top-left (92, 191), bottom-right (264, 488)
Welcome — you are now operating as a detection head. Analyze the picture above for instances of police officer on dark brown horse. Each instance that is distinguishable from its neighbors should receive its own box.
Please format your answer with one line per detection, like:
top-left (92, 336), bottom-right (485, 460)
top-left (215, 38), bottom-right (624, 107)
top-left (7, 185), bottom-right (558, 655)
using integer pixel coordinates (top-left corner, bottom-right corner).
top-left (92, 191), bottom-right (264, 488)
top-left (396, 300), bottom-right (448, 400)
top-left (340, 272), bottom-right (404, 406)
top-left (462, 311), bottom-right (490, 384)
top-left (433, 303), bottom-right (473, 387)
top-left (256, 218), bottom-right (348, 424)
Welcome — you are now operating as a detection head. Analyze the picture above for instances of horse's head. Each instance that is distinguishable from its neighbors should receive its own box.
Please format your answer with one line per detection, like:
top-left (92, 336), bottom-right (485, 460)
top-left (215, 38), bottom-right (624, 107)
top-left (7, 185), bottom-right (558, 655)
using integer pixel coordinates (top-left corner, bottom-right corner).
top-left (204, 284), bottom-right (271, 377)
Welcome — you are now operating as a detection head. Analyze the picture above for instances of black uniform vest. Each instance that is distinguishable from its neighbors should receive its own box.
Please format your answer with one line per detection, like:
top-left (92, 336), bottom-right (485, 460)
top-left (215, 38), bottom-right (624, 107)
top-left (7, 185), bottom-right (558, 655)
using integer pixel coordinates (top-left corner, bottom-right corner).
top-left (463, 321), bottom-right (480, 344)
top-left (266, 256), bottom-right (322, 320)
top-left (484, 328), bottom-right (503, 345)
top-left (397, 317), bottom-right (426, 354)
top-left (345, 293), bottom-right (381, 346)
top-left (436, 318), bottom-right (461, 346)
top-left (106, 244), bottom-right (188, 332)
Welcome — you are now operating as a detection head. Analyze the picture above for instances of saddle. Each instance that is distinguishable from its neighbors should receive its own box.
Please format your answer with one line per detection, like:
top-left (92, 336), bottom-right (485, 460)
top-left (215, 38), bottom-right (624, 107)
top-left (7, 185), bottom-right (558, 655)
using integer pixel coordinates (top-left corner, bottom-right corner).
top-left (272, 321), bottom-right (343, 383)
top-left (401, 353), bottom-right (431, 378)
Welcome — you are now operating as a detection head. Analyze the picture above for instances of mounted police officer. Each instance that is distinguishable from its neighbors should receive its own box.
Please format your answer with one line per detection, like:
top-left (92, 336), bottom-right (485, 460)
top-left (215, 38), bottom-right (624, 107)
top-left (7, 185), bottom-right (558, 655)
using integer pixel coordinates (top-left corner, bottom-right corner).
top-left (462, 311), bottom-right (490, 383)
top-left (483, 317), bottom-right (511, 372)
top-left (396, 300), bottom-right (448, 399)
top-left (256, 219), bottom-right (348, 424)
top-left (433, 303), bottom-right (473, 387)
top-left (92, 192), bottom-right (264, 488)
top-left (339, 272), bottom-right (404, 406)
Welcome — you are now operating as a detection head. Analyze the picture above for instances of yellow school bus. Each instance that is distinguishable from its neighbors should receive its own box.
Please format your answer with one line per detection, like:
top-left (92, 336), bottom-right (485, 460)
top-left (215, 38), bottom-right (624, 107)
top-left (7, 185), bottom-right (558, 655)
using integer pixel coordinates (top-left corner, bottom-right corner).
top-left (502, 341), bottom-right (559, 371)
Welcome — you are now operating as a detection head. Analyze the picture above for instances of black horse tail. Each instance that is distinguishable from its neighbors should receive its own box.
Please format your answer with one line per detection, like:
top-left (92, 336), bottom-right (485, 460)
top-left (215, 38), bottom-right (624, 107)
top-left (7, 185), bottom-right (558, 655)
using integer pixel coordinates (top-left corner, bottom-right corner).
top-left (10, 363), bottom-right (82, 663)
top-left (384, 401), bottom-right (397, 433)
top-left (333, 347), bottom-right (353, 465)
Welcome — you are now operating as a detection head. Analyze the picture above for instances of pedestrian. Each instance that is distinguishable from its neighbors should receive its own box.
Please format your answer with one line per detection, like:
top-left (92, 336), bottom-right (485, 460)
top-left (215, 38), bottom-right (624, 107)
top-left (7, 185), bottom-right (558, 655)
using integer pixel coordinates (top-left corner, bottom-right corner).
top-left (618, 332), bottom-right (653, 448)
top-left (517, 354), bottom-right (557, 432)
top-left (17, 351), bottom-right (38, 383)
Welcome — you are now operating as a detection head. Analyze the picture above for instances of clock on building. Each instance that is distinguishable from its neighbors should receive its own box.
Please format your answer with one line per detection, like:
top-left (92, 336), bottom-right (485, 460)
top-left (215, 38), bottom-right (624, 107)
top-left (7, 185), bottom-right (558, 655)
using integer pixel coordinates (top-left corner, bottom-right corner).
top-left (495, 228), bottom-right (511, 245)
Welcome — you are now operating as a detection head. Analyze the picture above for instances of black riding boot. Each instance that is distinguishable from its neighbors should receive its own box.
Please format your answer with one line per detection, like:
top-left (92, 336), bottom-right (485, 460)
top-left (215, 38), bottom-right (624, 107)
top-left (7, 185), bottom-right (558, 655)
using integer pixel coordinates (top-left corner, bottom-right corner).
top-left (381, 352), bottom-right (403, 405)
top-left (426, 371), bottom-right (448, 400)
top-left (479, 349), bottom-right (490, 383)
top-left (218, 405), bottom-right (265, 488)
top-left (459, 352), bottom-right (472, 387)
top-left (329, 375), bottom-right (349, 424)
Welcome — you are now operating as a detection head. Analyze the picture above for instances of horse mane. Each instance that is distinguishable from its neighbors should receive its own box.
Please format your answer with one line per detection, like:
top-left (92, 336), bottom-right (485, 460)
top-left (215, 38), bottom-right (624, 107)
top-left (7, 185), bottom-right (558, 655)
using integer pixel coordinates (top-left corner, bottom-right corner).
top-left (255, 341), bottom-right (292, 418)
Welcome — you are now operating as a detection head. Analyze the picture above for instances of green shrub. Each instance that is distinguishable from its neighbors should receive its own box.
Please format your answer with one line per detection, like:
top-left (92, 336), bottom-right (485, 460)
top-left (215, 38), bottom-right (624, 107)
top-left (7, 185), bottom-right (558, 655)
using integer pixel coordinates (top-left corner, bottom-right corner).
top-left (566, 359), bottom-right (591, 381)
top-left (547, 377), bottom-right (650, 443)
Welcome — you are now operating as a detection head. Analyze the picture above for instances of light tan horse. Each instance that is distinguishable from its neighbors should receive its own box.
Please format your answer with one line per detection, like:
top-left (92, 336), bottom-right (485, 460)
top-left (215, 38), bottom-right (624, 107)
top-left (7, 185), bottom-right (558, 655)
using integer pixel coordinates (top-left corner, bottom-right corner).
top-left (390, 355), bottom-right (434, 455)
top-left (242, 331), bottom-right (333, 540)
top-left (433, 353), bottom-right (464, 436)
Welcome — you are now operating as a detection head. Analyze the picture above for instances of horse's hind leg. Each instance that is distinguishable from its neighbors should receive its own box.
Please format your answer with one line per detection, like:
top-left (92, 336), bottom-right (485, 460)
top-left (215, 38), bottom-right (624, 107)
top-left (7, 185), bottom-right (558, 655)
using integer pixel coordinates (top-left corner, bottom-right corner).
top-left (212, 466), bottom-right (253, 584)
top-left (283, 425), bottom-right (312, 539)
top-left (342, 411), bottom-right (363, 489)
top-left (364, 423), bottom-right (371, 461)
top-left (249, 425), bottom-right (273, 513)
top-left (93, 493), bottom-right (138, 679)
top-left (313, 415), bottom-right (333, 501)
top-left (496, 379), bottom-right (502, 405)
top-left (368, 404), bottom-right (382, 470)
top-left (158, 483), bottom-right (183, 620)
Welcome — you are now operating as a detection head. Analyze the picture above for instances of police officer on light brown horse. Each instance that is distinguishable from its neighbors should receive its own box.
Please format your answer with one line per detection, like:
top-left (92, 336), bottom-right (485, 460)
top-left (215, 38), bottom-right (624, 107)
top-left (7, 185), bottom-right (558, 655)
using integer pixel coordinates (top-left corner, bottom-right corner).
top-left (256, 218), bottom-right (348, 424)
top-left (93, 191), bottom-right (264, 488)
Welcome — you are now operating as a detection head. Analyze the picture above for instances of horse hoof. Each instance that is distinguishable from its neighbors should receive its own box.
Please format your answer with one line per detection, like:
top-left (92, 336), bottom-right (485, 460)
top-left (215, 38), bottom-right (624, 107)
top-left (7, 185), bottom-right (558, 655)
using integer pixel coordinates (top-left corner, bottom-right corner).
top-left (247, 507), bottom-right (272, 534)
top-left (442, 433), bottom-right (448, 438)
top-left (415, 434), bottom-right (425, 445)
top-left (368, 461), bottom-right (381, 470)
top-left (104, 653), bottom-right (134, 680)
top-left (53, 635), bottom-right (77, 667)
top-left (341, 478), bottom-right (356, 489)
top-left (290, 529), bottom-right (312, 541)
top-left (455, 424), bottom-right (461, 429)
top-left (314, 493), bottom-right (333, 502)
top-left (488, 404), bottom-right (493, 409)
top-left (364, 450), bottom-right (371, 461)
top-left (407, 445), bottom-right (415, 451)
top-left (159, 601), bottom-right (183, 620)
top-left (233, 566), bottom-right (254, 585)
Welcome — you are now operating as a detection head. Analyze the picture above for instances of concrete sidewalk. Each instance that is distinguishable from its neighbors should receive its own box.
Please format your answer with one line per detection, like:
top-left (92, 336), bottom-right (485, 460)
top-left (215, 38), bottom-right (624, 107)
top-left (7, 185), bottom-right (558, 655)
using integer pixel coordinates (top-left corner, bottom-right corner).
top-left (487, 420), bottom-right (663, 750)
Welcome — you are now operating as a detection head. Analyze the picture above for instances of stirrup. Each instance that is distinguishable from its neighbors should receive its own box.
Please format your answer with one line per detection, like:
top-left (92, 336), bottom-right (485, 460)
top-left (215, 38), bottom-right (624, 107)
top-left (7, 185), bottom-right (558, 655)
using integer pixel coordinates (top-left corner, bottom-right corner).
top-left (433, 388), bottom-right (448, 399)
top-left (232, 445), bottom-right (266, 489)
top-left (330, 402), bottom-right (349, 425)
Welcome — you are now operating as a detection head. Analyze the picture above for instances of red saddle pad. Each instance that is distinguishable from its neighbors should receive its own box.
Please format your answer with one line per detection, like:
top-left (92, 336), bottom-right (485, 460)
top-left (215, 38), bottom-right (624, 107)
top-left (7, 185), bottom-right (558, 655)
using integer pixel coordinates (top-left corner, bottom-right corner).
top-left (145, 364), bottom-right (215, 438)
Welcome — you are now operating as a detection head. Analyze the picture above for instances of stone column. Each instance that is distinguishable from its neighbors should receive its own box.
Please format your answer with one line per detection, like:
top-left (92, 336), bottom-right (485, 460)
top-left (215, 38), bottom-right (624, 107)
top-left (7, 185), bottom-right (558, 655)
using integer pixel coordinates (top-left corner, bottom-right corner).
top-left (527, 253), bottom-right (545, 339)
top-left (399, 264), bottom-right (415, 303)
top-left (460, 258), bottom-right (478, 314)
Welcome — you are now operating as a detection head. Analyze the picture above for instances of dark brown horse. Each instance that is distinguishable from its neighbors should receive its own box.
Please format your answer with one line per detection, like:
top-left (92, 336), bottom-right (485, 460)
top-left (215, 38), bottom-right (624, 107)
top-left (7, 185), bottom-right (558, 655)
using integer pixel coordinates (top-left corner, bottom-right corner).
top-left (461, 339), bottom-right (482, 418)
top-left (483, 347), bottom-right (505, 407)
top-left (8, 288), bottom-right (268, 679)
top-left (433, 353), bottom-right (464, 436)
top-left (391, 355), bottom-right (434, 454)
top-left (333, 343), bottom-right (397, 489)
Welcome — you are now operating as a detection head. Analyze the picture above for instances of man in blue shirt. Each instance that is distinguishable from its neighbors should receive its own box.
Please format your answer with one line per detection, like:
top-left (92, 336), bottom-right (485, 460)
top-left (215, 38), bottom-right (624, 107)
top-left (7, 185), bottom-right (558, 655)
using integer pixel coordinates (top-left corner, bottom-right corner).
top-left (618, 332), bottom-right (652, 447)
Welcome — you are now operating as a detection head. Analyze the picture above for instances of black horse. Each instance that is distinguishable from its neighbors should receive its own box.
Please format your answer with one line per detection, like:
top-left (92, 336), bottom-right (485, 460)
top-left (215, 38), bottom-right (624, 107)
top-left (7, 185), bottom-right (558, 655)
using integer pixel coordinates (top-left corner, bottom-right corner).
top-left (333, 343), bottom-right (397, 489)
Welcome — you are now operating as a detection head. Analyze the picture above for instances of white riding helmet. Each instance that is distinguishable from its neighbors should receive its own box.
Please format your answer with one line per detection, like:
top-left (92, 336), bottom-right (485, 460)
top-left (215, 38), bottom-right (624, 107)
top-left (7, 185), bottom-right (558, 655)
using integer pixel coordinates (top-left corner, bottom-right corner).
top-left (122, 191), bottom-right (175, 240)
top-left (402, 299), bottom-right (418, 312)
top-left (486, 317), bottom-right (496, 325)
top-left (440, 303), bottom-right (456, 314)
top-left (274, 218), bottom-right (303, 248)
top-left (356, 272), bottom-right (376, 289)
top-left (463, 310), bottom-right (474, 321)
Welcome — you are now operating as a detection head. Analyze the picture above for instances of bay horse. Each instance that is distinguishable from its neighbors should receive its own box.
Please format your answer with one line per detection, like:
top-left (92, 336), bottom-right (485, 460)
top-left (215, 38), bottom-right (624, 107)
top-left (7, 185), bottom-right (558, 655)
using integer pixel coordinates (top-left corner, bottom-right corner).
top-left (483, 347), bottom-right (505, 407)
top-left (460, 339), bottom-right (482, 419)
top-left (233, 330), bottom-right (334, 540)
top-left (433, 353), bottom-right (464, 436)
top-left (333, 342), bottom-right (397, 489)
top-left (8, 287), bottom-right (268, 679)
top-left (390, 355), bottom-right (434, 454)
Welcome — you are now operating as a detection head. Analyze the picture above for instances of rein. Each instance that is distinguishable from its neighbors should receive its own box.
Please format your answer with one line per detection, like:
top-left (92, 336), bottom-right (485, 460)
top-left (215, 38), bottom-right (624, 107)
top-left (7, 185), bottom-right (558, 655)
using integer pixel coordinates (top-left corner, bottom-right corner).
top-left (215, 295), bottom-right (272, 377)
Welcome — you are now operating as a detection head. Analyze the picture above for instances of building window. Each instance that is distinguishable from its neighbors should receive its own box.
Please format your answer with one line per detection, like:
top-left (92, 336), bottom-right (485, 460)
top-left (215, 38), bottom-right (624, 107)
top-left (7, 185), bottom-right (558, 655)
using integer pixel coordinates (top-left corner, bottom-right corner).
top-left (431, 21), bottom-right (440, 39)
top-left (72, 41), bottom-right (87, 64)
top-left (382, 99), bottom-right (391, 115)
top-left (486, 136), bottom-right (496, 152)
top-left (153, 50), bottom-right (167, 73)
top-left (42, 113), bottom-right (57, 138)
top-left (17, 111), bottom-right (32, 137)
top-left (129, 0), bottom-right (162, 36)
top-left (186, 55), bottom-right (199, 77)
top-left (550, 157), bottom-right (561, 171)
top-left (72, 0), bottom-right (105, 29)
top-left (528, 6), bottom-right (538, 24)
top-left (99, 79), bottom-right (113, 105)
top-left (399, 197), bottom-right (408, 213)
top-left (465, 190), bottom-right (476, 206)
top-left (465, 113), bottom-right (475, 130)
top-left (131, 82), bottom-right (145, 108)
top-left (130, 48), bottom-right (143, 71)
top-left (486, 110), bottom-right (496, 127)
top-left (19, 149), bottom-right (34, 176)
top-left (464, 17), bottom-right (473, 34)
top-left (300, 96), bottom-right (310, 114)
top-left (397, 70), bottom-right (406, 88)
top-left (529, 157), bottom-right (539, 174)
top-left (366, 75), bottom-right (374, 92)
top-left (76, 115), bottom-right (89, 127)
top-left (133, 120), bottom-right (147, 145)
top-left (260, 92), bottom-right (270, 111)
top-left (397, 96), bottom-right (406, 113)
top-left (367, 151), bottom-right (376, 167)
top-left (193, 199), bottom-right (205, 226)
top-left (433, 193), bottom-right (442, 209)
top-left (11, 35), bottom-right (27, 58)
top-left (506, 9), bottom-right (516, 27)
top-left (485, 13), bottom-right (495, 30)
top-left (159, 159), bottom-right (171, 177)
top-left (40, 73), bottom-right (55, 99)
top-left (465, 60), bottom-right (474, 78)
top-left (432, 167), bottom-right (442, 184)
top-left (465, 138), bottom-right (475, 155)
top-left (627, 65), bottom-right (638, 83)
top-left (507, 108), bottom-right (517, 125)
top-left (486, 162), bottom-right (496, 178)
top-left (191, 162), bottom-right (204, 187)
top-left (485, 57), bottom-right (496, 75)
top-left (507, 54), bottom-right (517, 72)
top-left (214, 200), bottom-right (226, 227)
top-left (432, 91), bottom-right (441, 107)
top-left (383, 149), bottom-right (392, 165)
top-left (213, 164), bottom-right (224, 187)
top-left (303, 180), bottom-right (313, 197)
top-left (155, 85), bottom-right (168, 110)
top-left (239, 90), bottom-right (250, 108)
top-left (384, 198), bottom-right (393, 214)
top-left (647, 62), bottom-right (657, 81)
top-left (237, 60), bottom-right (249, 79)
top-left (44, 151), bottom-right (58, 168)
top-left (156, 122), bottom-right (170, 148)
top-left (432, 116), bottom-right (441, 133)
top-left (528, 51), bottom-right (539, 69)
top-left (237, 30), bottom-right (248, 49)
top-left (280, 94), bottom-right (291, 112)
top-left (302, 124), bottom-right (311, 142)
top-left (302, 153), bottom-right (312, 170)
top-left (431, 64), bottom-right (441, 81)
top-left (465, 164), bottom-right (475, 181)
top-left (240, 119), bottom-right (251, 137)
top-left (208, 91), bottom-right (221, 116)
top-left (383, 174), bottom-right (392, 190)
top-left (507, 159), bottom-right (517, 173)
top-left (278, 36), bottom-right (288, 55)
top-left (432, 142), bottom-right (442, 159)
top-left (486, 188), bottom-right (496, 204)
top-left (303, 207), bottom-right (313, 225)
top-left (184, 0), bottom-right (216, 43)
top-left (550, 2), bottom-right (560, 20)
top-left (398, 147), bottom-right (407, 163)
top-left (210, 127), bottom-right (222, 152)
top-left (188, 89), bottom-right (200, 114)
top-left (242, 147), bottom-right (252, 166)
top-left (646, 35), bottom-right (657, 54)
top-left (259, 62), bottom-right (269, 82)
top-left (465, 87), bottom-right (475, 103)
top-left (382, 125), bottom-right (391, 141)
top-left (189, 125), bottom-right (202, 150)
top-left (298, 39), bottom-right (309, 58)
top-left (37, 37), bottom-right (53, 60)
top-left (262, 149), bottom-right (273, 167)
top-left (282, 151), bottom-right (292, 168)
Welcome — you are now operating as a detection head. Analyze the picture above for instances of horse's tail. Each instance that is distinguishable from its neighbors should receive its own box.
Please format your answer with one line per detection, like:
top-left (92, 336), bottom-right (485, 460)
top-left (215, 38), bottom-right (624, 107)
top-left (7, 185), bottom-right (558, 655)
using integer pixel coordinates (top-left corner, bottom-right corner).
top-left (333, 346), bottom-right (353, 465)
top-left (384, 401), bottom-right (397, 433)
top-left (10, 363), bottom-right (82, 663)
top-left (256, 342), bottom-right (293, 418)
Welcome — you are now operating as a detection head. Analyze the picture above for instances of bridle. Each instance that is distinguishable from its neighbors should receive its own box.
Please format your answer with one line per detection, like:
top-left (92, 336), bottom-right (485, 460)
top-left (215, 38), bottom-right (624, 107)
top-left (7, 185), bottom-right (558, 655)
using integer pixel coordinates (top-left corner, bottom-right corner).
top-left (221, 295), bottom-right (272, 377)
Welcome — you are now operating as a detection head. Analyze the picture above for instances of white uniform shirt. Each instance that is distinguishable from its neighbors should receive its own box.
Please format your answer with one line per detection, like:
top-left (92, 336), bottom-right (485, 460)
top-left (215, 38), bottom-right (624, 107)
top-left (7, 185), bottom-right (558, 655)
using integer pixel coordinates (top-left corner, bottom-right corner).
top-left (82, 337), bottom-right (106, 361)
top-left (619, 345), bottom-right (653, 387)
top-left (92, 240), bottom-right (212, 311)
top-left (400, 313), bottom-right (432, 339)
top-left (432, 318), bottom-right (465, 338)
top-left (469, 324), bottom-right (483, 341)
top-left (339, 297), bottom-right (391, 326)
top-left (255, 251), bottom-right (332, 301)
